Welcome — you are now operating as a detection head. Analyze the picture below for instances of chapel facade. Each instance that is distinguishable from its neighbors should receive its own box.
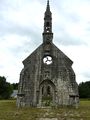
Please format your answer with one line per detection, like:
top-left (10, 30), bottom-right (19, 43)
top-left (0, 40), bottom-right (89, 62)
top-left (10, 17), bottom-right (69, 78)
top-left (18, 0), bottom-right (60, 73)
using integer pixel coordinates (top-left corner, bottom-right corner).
top-left (17, 0), bottom-right (79, 107)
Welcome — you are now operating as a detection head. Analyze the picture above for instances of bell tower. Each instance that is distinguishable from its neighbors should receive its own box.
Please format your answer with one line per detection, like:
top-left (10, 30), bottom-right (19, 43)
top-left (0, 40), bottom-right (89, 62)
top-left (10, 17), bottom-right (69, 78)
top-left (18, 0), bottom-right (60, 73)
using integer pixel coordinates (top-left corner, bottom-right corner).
top-left (43, 0), bottom-right (53, 43)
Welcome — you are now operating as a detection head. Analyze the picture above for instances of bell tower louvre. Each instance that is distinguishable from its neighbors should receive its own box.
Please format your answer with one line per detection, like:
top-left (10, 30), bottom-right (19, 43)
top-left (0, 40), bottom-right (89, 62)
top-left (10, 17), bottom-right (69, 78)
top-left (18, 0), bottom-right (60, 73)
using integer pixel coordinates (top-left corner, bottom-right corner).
top-left (17, 0), bottom-right (79, 107)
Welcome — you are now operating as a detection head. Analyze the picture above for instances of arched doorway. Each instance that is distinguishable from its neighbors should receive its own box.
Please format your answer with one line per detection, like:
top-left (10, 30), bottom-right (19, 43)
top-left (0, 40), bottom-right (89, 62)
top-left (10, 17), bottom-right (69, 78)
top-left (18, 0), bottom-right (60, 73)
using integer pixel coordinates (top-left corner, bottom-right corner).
top-left (39, 80), bottom-right (56, 106)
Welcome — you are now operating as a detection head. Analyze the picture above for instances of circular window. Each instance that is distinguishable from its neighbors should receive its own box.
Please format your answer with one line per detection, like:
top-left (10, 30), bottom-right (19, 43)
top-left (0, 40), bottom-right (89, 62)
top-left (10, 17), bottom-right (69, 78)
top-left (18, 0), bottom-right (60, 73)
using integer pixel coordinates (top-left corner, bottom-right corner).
top-left (43, 56), bottom-right (52, 65)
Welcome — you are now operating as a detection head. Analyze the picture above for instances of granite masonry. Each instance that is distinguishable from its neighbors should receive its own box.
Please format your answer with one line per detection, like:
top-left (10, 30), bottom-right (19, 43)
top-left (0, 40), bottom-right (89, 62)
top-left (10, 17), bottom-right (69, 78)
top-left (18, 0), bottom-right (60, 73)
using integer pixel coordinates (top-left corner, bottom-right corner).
top-left (17, 0), bottom-right (79, 107)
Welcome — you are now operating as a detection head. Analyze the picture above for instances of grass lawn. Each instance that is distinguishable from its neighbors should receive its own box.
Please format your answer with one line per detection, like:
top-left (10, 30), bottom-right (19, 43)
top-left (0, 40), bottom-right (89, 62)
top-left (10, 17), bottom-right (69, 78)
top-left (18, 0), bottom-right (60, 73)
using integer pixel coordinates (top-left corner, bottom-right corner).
top-left (0, 99), bottom-right (90, 120)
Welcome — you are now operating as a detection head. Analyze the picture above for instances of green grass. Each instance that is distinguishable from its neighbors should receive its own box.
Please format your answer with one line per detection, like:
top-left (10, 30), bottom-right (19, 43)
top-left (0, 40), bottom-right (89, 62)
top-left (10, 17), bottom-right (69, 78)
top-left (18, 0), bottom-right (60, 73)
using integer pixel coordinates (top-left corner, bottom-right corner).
top-left (0, 99), bottom-right (90, 120)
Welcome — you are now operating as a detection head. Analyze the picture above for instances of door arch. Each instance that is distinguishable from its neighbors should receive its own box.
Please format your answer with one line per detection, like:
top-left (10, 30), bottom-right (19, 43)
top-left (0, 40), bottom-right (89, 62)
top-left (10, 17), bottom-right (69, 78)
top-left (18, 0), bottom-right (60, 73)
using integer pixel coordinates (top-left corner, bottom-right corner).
top-left (39, 80), bottom-right (56, 106)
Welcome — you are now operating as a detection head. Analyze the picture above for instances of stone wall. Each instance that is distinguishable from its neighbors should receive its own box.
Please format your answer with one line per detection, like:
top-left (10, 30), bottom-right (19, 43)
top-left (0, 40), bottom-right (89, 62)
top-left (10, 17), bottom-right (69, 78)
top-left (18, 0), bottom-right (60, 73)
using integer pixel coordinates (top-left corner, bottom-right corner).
top-left (17, 43), bottom-right (79, 107)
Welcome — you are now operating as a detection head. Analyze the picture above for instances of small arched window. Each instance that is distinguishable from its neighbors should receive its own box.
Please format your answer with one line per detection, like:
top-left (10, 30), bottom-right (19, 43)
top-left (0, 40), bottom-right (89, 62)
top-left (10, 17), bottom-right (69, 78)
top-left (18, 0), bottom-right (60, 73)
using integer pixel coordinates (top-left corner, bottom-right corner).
top-left (42, 86), bottom-right (44, 95)
top-left (47, 86), bottom-right (50, 95)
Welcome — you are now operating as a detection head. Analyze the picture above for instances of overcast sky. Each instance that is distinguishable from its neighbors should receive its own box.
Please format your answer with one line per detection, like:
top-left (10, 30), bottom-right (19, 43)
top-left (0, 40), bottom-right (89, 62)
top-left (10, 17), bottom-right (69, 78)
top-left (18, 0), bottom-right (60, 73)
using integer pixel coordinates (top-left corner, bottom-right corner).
top-left (0, 0), bottom-right (90, 84)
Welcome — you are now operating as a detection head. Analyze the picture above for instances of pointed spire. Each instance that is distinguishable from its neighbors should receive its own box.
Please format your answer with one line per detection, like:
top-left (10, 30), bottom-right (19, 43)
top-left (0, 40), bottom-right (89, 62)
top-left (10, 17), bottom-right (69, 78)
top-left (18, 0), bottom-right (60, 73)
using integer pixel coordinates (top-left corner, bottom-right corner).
top-left (43, 0), bottom-right (53, 43)
top-left (46, 0), bottom-right (51, 14)
top-left (46, 0), bottom-right (50, 11)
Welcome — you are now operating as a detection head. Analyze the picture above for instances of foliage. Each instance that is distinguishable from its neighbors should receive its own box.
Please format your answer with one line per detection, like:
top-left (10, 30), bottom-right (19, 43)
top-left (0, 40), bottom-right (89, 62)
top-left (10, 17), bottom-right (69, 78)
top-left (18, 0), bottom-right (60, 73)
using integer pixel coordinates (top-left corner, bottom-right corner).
top-left (11, 83), bottom-right (18, 90)
top-left (0, 76), bottom-right (13, 99)
top-left (0, 99), bottom-right (90, 120)
top-left (79, 81), bottom-right (90, 98)
top-left (42, 95), bottom-right (53, 106)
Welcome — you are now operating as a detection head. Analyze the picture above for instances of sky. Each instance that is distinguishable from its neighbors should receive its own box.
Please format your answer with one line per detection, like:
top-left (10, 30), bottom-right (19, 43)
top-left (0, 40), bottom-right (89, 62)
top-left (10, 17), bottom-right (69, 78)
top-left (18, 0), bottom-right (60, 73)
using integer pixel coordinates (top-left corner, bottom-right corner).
top-left (0, 0), bottom-right (90, 84)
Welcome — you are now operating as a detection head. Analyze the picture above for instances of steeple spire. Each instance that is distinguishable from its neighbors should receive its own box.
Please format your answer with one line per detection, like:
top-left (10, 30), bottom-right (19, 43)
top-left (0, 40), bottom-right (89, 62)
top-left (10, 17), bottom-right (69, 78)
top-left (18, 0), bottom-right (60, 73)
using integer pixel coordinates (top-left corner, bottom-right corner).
top-left (46, 0), bottom-right (50, 12)
top-left (42, 0), bottom-right (53, 44)
top-left (45, 0), bottom-right (51, 15)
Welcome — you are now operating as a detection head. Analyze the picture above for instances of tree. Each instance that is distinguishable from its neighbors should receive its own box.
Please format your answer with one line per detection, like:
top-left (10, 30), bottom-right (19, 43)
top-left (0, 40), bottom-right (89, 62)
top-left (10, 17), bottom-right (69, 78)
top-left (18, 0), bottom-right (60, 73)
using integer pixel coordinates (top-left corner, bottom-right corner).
top-left (0, 76), bottom-right (13, 99)
top-left (11, 83), bottom-right (18, 90)
top-left (79, 81), bottom-right (90, 98)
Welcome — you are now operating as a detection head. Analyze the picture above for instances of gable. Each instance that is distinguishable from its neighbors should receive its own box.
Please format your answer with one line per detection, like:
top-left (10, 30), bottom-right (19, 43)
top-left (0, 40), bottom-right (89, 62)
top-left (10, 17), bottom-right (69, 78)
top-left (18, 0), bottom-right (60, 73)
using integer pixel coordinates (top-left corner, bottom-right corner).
top-left (52, 43), bottom-right (73, 66)
top-left (23, 44), bottom-right (43, 66)
top-left (23, 42), bottom-right (73, 67)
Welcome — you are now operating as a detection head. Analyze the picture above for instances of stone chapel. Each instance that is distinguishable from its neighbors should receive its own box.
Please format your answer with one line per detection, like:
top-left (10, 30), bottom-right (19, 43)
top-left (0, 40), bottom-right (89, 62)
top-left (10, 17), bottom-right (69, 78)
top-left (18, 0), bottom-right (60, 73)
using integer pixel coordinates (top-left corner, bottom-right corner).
top-left (17, 0), bottom-right (79, 107)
